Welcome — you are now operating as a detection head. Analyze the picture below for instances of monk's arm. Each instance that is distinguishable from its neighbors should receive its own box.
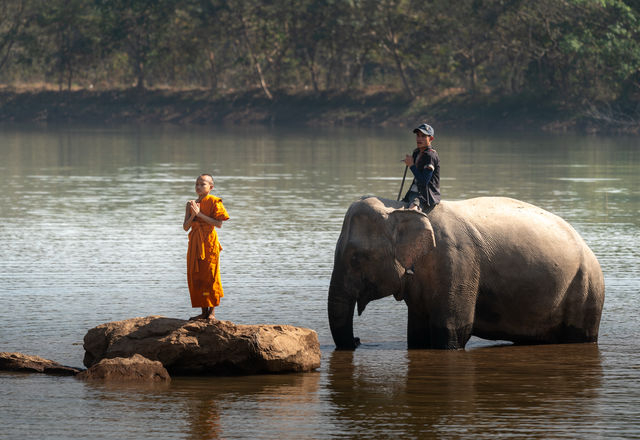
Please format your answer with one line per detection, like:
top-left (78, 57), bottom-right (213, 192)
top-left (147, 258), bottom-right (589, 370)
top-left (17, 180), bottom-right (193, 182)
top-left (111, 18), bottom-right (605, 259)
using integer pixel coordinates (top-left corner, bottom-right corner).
top-left (196, 212), bottom-right (225, 228)
top-left (183, 202), bottom-right (197, 231)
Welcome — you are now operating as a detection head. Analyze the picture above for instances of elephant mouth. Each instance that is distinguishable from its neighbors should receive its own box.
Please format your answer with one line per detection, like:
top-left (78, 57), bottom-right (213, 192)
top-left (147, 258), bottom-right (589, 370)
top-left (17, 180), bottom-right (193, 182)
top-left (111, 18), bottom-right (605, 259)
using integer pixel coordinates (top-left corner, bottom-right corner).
top-left (393, 269), bottom-right (411, 301)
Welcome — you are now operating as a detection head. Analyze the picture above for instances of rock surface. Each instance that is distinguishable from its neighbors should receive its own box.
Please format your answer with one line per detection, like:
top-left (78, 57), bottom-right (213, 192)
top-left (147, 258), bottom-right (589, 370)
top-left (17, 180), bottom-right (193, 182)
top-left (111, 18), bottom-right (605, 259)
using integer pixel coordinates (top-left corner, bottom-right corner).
top-left (77, 354), bottom-right (170, 382)
top-left (83, 316), bottom-right (321, 375)
top-left (0, 352), bottom-right (82, 375)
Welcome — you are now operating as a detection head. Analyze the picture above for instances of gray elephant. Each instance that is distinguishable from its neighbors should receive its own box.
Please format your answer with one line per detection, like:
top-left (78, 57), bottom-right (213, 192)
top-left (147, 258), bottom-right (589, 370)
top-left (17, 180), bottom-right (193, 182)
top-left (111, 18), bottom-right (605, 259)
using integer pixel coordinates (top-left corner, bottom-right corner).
top-left (328, 196), bottom-right (605, 349)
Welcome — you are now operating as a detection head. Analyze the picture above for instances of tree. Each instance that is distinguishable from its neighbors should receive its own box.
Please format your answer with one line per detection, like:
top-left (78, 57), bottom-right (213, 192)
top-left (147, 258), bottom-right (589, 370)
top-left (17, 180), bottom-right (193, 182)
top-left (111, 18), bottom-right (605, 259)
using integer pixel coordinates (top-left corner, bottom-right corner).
top-left (185, 0), bottom-right (229, 91)
top-left (0, 0), bottom-right (31, 74)
top-left (35, 0), bottom-right (99, 90)
top-left (371, 0), bottom-right (418, 97)
top-left (96, 0), bottom-right (178, 90)
top-left (231, 0), bottom-right (275, 99)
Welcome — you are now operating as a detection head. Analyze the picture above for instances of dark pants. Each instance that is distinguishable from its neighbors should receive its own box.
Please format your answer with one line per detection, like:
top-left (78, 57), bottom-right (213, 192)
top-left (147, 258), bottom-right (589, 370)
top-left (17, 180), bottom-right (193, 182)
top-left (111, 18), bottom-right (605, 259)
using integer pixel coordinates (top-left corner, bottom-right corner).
top-left (402, 190), bottom-right (436, 214)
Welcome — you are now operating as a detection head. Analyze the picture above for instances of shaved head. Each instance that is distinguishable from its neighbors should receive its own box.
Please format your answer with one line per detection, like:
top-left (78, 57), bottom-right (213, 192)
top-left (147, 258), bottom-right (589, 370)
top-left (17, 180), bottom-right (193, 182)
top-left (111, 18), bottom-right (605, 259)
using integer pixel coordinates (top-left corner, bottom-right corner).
top-left (199, 174), bottom-right (214, 185)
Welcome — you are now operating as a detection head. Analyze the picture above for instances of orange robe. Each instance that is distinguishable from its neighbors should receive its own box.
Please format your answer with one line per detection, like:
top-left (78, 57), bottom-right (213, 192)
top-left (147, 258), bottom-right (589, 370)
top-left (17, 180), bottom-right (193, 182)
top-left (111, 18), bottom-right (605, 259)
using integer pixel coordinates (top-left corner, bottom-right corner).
top-left (187, 195), bottom-right (230, 308)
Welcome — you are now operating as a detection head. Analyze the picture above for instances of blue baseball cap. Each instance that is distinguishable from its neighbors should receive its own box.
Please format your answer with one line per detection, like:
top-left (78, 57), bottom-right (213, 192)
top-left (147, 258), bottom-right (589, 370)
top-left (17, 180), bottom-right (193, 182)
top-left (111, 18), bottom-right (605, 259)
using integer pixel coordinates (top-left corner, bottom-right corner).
top-left (413, 123), bottom-right (434, 137)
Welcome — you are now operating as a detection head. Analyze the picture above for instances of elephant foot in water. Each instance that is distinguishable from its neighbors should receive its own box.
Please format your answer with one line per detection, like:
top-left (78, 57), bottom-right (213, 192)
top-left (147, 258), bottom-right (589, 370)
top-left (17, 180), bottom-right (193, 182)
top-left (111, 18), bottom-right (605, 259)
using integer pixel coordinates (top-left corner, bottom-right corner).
top-left (407, 311), bottom-right (472, 349)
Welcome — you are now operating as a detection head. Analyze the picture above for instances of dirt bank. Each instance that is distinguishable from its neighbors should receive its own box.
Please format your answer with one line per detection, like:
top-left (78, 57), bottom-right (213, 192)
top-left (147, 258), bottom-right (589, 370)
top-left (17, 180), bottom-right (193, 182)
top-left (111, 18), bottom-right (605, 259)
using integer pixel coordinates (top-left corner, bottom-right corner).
top-left (0, 87), bottom-right (635, 133)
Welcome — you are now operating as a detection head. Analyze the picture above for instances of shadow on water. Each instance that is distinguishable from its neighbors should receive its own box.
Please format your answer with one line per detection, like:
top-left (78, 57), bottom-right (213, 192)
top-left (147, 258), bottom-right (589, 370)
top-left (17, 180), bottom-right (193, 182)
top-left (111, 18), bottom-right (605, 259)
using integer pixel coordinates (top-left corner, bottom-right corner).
top-left (327, 343), bottom-right (603, 438)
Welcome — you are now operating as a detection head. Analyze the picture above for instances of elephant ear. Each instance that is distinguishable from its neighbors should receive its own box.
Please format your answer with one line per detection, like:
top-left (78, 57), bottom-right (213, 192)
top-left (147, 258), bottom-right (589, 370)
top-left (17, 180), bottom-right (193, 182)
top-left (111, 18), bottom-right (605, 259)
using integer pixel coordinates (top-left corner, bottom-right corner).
top-left (389, 210), bottom-right (436, 269)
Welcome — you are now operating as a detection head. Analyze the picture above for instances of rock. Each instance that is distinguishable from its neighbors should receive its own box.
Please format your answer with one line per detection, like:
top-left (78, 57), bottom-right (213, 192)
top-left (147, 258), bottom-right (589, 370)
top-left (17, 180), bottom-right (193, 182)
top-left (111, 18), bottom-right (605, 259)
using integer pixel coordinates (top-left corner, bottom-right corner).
top-left (77, 354), bottom-right (170, 382)
top-left (0, 352), bottom-right (82, 376)
top-left (83, 316), bottom-right (321, 375)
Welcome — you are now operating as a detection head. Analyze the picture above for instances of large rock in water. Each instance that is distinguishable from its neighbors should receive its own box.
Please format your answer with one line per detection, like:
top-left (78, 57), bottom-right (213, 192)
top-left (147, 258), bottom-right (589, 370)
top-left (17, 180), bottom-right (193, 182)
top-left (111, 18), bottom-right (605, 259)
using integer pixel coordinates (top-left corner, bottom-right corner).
top-left (83, 316), bottom-right (321, 375)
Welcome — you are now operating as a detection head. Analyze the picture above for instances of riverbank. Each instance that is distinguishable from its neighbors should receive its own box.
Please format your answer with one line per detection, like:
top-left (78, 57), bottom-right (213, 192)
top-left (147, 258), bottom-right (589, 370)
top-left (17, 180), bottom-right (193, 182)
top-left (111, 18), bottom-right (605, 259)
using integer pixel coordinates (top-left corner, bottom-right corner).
top-left (0, 87), bottom-right (637, 133)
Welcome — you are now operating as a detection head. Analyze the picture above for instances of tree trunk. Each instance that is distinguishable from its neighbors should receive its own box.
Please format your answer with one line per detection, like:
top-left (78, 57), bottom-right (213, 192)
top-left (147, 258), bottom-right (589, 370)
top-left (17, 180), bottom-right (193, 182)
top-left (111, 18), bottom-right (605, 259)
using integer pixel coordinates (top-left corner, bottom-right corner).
top-left (131, 32), bottom-right (146, 91)
top-left (304, 48), bottom-right (319, 93)
top-left (67, 64), bottom-right (73, 91)
top-left (468, 49), bottom-right (477, 92)
top-left (207, 50), bottom-right (218, 91)
top-left (239, 13), bottom-right (273, 100)
top-left (384, 12), bottom-right (414, 98)
top-left (136, 60), bottom-right (145, 90)
top-left (391, 44), bottom-right (414, 98)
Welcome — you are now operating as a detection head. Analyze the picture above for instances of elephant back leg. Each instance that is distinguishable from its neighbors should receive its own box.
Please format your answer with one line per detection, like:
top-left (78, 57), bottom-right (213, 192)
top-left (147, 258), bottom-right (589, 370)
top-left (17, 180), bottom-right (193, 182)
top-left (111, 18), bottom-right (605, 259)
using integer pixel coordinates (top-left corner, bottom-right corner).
top-left (555, 264), bottom-right (604, 343)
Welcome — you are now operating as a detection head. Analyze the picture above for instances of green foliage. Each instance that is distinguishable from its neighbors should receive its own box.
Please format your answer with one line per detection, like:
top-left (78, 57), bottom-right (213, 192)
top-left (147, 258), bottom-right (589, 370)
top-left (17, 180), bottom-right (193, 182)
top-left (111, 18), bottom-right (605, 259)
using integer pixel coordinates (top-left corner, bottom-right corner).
top-left (0, 0), bottom-right (637, 110)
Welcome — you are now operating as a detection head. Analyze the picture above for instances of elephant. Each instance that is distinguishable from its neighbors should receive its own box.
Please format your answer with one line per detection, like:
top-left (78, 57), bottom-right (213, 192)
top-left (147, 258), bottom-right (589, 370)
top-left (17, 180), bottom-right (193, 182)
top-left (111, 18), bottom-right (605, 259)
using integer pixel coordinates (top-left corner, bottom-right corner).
top-left (328, 196), bottom-right (605, 350)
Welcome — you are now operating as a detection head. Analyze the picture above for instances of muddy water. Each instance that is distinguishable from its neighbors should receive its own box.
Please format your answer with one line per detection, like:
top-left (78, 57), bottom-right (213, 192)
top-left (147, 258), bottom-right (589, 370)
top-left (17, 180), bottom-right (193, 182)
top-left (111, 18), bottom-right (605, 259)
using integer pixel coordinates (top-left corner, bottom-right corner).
top-left (0, 126), bottom-right (638, 439)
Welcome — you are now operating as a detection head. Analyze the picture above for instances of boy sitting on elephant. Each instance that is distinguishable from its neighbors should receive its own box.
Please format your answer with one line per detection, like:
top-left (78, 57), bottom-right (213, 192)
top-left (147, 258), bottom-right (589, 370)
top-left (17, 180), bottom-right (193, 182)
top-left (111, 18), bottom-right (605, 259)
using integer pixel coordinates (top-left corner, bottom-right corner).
top-left (402, 123), bottom-right (441, 213)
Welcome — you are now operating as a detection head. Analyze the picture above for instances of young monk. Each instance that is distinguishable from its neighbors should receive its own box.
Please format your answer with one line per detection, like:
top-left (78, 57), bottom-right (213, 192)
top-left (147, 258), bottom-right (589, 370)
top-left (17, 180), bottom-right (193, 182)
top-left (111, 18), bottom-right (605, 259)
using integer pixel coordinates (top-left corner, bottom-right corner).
top-left (183, 174), bottom-right (230, 321)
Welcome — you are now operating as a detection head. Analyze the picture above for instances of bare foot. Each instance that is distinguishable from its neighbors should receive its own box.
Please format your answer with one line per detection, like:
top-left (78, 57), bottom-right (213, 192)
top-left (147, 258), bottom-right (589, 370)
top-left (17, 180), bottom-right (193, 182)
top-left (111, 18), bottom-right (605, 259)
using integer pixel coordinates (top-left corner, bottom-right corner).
top-left (189, 313), bottom-right (205, 321)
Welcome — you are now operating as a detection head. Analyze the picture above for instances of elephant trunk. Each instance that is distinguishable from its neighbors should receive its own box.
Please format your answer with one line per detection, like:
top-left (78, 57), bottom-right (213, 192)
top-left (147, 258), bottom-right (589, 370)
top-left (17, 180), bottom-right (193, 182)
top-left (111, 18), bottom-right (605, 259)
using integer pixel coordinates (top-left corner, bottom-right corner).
top-left (328, 277), bottom-right (359, 350)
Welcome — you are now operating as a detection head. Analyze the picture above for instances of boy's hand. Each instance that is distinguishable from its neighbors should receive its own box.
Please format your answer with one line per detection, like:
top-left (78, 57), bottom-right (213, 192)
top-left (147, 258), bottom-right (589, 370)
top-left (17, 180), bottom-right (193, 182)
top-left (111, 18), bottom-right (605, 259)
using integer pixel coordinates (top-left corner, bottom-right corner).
top-left (189, 200), bottom-right (200, 216)
top-left (404, 154), bottom-right (414, 167)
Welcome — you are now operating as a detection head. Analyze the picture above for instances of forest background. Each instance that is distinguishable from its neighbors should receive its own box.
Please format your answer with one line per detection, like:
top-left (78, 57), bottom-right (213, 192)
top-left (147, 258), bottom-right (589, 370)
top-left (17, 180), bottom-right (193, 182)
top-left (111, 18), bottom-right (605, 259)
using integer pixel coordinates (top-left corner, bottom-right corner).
top-left (1, 0), bottom-right (639, 132)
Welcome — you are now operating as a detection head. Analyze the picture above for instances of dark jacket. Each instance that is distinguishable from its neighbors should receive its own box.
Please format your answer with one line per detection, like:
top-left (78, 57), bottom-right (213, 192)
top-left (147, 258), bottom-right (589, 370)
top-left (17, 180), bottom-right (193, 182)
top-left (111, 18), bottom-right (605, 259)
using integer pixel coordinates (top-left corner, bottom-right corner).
top-left (404, 147), bottom-right (440, 207)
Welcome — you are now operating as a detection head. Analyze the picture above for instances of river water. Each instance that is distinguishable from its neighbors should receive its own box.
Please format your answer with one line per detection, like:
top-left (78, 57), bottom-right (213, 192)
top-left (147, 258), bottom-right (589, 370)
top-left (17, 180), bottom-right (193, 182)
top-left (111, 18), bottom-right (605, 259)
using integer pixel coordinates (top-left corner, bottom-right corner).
top-left (0, 125), bottom-right (638, 439)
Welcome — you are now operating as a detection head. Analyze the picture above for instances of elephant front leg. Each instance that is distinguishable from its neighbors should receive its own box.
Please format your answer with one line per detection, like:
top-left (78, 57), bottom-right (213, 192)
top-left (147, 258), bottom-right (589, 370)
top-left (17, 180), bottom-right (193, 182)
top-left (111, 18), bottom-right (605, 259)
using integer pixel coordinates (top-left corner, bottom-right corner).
top-left (407, 308), bottom-right (472, 349)
top-left (407, 308), bottom-right (432, 348)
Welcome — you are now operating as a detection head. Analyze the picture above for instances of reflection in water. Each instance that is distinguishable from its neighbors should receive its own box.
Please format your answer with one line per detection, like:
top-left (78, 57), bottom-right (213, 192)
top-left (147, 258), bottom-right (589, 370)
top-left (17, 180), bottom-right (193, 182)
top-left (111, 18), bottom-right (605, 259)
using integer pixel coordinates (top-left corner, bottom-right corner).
top-left (327, 344), bottom-right (604, 438)
top-left (66, 372), bottom-right (323, 439)
top-left (187, 396), bottom-right (221, 440)
top-left (175, 373), bottom-right (322, 439)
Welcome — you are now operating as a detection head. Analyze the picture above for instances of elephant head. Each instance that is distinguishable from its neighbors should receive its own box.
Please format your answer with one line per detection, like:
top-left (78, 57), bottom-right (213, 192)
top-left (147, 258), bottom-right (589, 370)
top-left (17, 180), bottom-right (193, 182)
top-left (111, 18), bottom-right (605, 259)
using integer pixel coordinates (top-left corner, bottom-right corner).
top-left (328, 197), bottom-right (436, 349)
